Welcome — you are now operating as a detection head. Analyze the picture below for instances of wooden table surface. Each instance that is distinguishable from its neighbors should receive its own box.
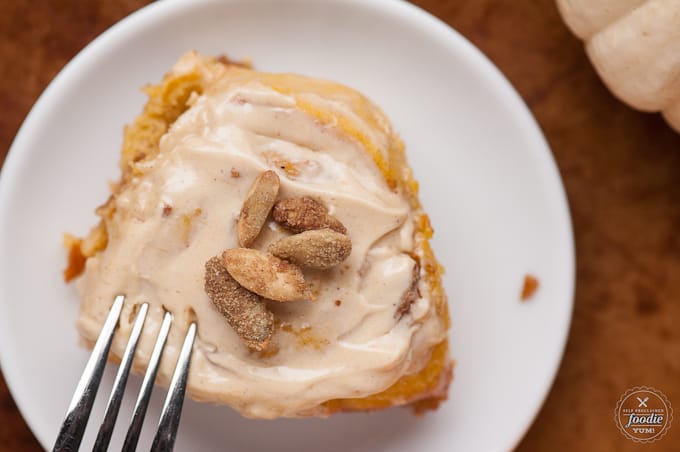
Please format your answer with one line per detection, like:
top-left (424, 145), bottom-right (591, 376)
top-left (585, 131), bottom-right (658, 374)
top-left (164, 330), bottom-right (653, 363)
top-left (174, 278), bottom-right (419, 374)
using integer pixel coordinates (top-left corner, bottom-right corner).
top-left (1, 1), bottom-right (678, 450)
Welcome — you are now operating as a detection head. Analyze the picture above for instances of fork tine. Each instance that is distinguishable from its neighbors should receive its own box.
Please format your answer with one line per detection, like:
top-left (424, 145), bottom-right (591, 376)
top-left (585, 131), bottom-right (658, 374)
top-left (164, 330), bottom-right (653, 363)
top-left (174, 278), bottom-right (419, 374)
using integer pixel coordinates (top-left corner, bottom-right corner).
top-left (92, 302), bottom-right (149, 452)
top-left (151, 322), bottom-right (197, 452)
top-left (121, 311), bottom-right (173, 452)
top-left (53, 294), bottom-right (125, 452)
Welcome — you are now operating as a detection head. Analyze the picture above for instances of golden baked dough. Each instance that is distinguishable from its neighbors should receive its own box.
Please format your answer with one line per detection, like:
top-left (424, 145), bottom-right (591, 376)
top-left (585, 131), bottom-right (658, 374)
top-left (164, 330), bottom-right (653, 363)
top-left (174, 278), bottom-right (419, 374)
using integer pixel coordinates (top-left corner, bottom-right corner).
top-left (66, 52), bottom-right (452, 416)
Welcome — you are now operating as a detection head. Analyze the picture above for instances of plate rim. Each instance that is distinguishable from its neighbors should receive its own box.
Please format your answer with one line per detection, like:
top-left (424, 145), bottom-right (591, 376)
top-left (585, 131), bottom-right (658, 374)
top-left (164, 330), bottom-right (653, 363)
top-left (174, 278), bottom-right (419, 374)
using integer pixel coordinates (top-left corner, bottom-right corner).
top-left (0, 0), bottom-right (576, 450)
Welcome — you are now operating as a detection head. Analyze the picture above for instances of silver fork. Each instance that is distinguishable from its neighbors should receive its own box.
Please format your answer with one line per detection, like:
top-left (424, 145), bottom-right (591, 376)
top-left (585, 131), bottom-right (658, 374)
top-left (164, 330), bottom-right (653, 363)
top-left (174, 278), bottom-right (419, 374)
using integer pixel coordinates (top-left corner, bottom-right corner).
top-left (53, 295), bottom-right (197, 452)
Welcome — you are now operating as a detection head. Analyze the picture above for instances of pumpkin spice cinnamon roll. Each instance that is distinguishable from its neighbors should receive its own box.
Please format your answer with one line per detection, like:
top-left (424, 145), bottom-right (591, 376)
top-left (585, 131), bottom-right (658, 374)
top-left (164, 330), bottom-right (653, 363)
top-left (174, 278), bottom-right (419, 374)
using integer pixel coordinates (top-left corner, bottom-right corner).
top-left (65, 51), bottom-right (452, 418)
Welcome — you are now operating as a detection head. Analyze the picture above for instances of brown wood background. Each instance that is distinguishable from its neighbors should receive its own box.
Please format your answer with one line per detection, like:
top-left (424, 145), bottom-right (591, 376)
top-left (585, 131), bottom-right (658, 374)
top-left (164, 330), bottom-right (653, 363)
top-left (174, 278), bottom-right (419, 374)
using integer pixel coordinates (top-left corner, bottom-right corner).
top-left (1, 1), bottom-right (678, 450)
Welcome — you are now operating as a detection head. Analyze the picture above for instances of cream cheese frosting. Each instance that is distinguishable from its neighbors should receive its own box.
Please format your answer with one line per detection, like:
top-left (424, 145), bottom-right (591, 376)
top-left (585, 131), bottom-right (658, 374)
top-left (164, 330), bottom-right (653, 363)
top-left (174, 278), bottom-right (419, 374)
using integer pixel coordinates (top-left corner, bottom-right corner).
top-left (75, 54), bottom-right (447, 418)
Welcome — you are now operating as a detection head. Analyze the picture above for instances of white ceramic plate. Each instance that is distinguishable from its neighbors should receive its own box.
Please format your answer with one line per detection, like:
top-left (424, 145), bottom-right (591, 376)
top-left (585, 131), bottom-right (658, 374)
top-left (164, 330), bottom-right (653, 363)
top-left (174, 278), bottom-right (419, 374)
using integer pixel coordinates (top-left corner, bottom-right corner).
top-left (0, 0), bottom-right (574, 450)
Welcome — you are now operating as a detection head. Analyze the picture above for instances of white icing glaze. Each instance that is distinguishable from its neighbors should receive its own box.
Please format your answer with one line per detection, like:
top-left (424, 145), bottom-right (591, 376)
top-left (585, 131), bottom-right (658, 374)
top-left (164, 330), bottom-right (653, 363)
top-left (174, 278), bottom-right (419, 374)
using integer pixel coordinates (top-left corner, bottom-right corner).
top-left (76, 54), bottom-right (446, 418)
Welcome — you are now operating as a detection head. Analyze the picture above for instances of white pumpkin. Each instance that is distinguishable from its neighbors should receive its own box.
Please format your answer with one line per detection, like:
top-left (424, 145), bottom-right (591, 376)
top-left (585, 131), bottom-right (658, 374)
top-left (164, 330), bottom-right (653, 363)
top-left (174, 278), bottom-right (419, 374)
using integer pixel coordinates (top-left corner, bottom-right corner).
top-left (557, 0), bottom-right (680, 132)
